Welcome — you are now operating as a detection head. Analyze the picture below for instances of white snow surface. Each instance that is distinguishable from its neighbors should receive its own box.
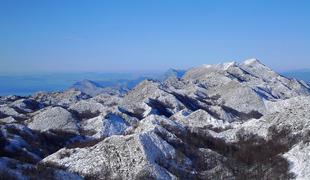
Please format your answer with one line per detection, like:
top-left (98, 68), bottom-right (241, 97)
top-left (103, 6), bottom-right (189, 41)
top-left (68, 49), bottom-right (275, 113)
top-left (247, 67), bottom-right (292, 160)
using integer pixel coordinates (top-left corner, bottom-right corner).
top-left (284, 143), bottom-right (310, 180)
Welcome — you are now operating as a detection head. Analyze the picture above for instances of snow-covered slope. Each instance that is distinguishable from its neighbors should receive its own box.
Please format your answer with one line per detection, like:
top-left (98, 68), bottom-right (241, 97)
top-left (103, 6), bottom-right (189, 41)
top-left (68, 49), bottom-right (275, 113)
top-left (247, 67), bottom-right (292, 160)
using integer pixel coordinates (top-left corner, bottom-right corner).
top-left (1, 58), bottom-right (310, 179)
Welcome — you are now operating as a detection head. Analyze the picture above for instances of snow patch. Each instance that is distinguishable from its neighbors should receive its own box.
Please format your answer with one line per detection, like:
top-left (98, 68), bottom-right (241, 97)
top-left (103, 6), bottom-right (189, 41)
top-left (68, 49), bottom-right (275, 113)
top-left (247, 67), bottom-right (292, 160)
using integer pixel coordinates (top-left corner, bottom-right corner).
top-left (284, 143), bottom-right (310, 180)
top-left (101, 114), bottom-right (130, 137)
top-left (243, 58), bottom-right (260, 65)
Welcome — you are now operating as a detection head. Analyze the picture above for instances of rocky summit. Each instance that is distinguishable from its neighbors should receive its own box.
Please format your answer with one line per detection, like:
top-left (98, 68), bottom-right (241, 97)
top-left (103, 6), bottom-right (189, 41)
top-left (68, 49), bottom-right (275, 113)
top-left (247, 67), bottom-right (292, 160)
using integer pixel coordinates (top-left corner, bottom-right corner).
top-left (1, 59), bottom-right (310, 180)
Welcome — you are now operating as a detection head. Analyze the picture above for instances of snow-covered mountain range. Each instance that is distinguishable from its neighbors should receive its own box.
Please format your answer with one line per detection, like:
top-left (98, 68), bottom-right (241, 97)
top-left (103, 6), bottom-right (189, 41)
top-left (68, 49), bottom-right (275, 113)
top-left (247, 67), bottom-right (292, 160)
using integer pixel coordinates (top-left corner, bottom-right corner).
top-left (69, 68), bottom-right (186, 97)
top-left (1, 59), bottom-right (310, 179)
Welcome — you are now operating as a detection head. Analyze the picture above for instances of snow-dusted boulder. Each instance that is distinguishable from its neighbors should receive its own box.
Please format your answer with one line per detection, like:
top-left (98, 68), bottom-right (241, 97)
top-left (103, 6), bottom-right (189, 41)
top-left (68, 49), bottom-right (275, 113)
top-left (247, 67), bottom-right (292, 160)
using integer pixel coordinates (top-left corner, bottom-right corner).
top-left (32, 89), bottom-right (90, 107)
top-left (69, 100), bottom-right (106, 119)
top-left (80, 115), bottom-right (104, 138)
top-left (101, 113), bottom-right (130, 137)
top-left (28, 107), bottom-right (79, 134)
top-left (0, 116), bottom-right (18, 124)
top-left (0, 105), bottom-right (28, 120)
top-left (10, 98), bottom-right (42, 114)
top-left (91, 94), bottom-right (122, 106)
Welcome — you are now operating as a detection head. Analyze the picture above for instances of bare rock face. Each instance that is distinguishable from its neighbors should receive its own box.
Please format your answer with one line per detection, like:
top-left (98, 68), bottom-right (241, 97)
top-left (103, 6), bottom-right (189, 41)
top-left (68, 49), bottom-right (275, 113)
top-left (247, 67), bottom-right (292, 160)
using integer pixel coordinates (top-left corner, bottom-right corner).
top-left (28, 107), bottom-right (79, 134)
top-left (1, 59), bottom-right (310, 179)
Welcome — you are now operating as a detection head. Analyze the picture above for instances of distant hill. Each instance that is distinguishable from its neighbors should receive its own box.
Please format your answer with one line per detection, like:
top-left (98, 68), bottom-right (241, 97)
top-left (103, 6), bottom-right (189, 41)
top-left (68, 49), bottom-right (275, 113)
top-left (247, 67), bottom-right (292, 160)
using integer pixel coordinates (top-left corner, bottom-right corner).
top-left (0, 72), bottom-right (161, 96)
top-left (159, 68), bottom-right (186, 80)
top-left (70, 77), bottom-right (147, 96)
top-left (70, 69), bottom-right (186, 96)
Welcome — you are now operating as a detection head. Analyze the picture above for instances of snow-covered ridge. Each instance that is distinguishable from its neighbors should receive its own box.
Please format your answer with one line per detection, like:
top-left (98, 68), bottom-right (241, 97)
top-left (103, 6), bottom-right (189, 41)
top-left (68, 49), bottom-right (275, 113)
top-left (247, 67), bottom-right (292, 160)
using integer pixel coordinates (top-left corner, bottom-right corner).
top-left (1, 58), bottom-right (310, 179)
top-left (243, 58), bottom-right (261, 65)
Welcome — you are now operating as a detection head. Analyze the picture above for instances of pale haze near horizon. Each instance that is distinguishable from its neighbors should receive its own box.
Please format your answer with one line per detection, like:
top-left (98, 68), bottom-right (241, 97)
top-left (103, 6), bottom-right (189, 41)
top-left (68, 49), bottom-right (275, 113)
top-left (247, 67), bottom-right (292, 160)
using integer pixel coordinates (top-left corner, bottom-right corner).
top-left (0, 0), bottom-right (309, 73)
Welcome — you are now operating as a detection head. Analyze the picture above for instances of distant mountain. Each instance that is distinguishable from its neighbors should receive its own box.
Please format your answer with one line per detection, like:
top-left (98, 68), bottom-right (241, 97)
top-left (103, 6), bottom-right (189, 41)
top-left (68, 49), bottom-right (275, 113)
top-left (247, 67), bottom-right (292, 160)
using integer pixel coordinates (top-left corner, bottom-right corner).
top-left (70, 79), bottom-right (113, 97)
top-left (0, 72), bottom-right (161, 96)
top-left (70, 69), bottom-right (187, 96)
top-left (159, 68), bottom-right (186, 80)
top-left (0, 69), bottom-right (188, 96)
top-left (70, 77), bottom-right (148, 96)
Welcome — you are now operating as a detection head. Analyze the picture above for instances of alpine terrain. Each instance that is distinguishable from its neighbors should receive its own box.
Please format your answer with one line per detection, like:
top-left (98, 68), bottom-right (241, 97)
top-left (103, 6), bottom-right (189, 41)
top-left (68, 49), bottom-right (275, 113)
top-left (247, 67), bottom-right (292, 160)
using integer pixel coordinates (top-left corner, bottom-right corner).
top-left (1, 59), bottom-right (310, 180)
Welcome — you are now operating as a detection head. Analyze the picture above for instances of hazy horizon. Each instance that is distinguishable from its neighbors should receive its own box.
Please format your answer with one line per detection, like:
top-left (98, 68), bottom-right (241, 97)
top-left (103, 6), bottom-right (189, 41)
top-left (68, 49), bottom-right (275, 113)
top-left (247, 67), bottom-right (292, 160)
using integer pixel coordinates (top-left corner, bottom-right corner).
top-left (1, 0), bottom-right (310, 73)
top-left (1, 57), bottom-right (310, 76)
top-left (1, 0), bottom-right (310, 95)
top-left (0, 66), bottom-right (310, 96)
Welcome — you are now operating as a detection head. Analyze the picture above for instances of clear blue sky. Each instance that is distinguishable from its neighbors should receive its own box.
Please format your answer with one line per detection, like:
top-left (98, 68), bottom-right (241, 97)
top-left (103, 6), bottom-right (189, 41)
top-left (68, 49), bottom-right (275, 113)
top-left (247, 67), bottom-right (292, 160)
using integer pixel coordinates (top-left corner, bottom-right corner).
top-left (0, 0), bottom-right (309, 73)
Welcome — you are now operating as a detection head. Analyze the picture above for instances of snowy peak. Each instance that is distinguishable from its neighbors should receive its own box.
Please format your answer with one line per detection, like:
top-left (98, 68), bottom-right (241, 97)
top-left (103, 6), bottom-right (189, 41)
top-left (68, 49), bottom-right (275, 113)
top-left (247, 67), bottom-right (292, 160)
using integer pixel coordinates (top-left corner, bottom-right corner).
top-left (222, 61), bottom-right (238, 70)
top-left (202, 61), bottom-right (238, 71)
top-left (184, 58), bottom-right (310, 101)
top-left (240, 58), bottom-right (274, 76)
top-left (243, 58), bottom-right (263, 66)
top-left (202, 59), bottom-right (264, 71)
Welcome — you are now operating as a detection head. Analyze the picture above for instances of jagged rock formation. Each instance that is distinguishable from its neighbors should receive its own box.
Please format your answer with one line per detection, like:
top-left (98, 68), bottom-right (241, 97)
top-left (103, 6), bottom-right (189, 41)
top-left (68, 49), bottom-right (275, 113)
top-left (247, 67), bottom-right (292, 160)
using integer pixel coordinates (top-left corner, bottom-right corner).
top-left (1, 59), bottom-right (310, 179)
